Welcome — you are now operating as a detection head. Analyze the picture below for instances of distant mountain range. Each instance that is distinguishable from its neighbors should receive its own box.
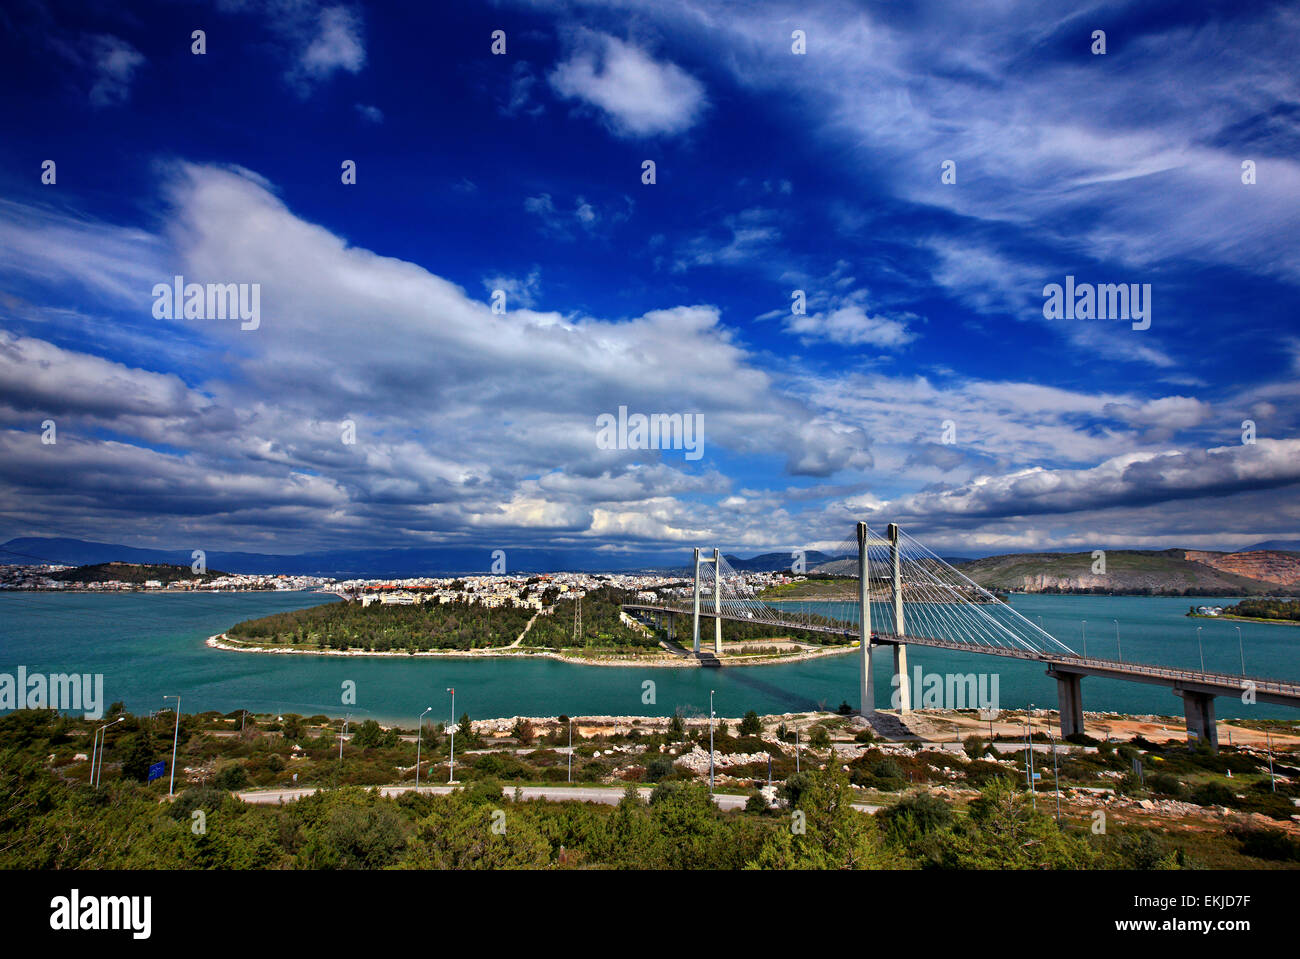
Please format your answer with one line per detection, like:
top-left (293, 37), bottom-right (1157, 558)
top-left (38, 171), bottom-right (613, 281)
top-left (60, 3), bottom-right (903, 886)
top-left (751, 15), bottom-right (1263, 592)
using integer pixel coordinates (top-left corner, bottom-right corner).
top-left (0, 537), bottom-right (673, 578)
top-left (1236, 540), bottom-right (1300, 553)
top-left (3, 536), bottom-right (1296, 586)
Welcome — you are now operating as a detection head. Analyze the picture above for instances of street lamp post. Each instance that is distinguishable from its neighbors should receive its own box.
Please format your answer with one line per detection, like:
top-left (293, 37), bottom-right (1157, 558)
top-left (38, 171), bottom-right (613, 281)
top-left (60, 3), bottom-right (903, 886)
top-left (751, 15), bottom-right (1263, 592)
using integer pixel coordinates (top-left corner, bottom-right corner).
top-left (1112, 620), bottom-right (1120, 662)
top-left (339, 714), bottom-right (350, 761)
top-left (1235, 626), bottom-right (1245, 675)
top-left (709, 690), bottom-right (715, 795)
top-left (1196, 626), bottom-right (1205, 674)
top-left (162, 695), bottom-right (181, 796)
top-left (1266, 731), bottom-right (1276, 792)
top-left (91, 716), bottom-right (123, 788)
top-left (447, 687), bottom-right (456, 783)
top-left (1025, 704), bottom-right (1036, 811)
top-left (415, 706), bottom-right (432, 788)
top-left (567, 718), bottom-right (573, 784)
top-left (1081, 620), bottom-right (1087, 658)
top-left (1048, 728), bottom-right (1061, 822)
top-left (795, 728), bottom-right (800, 774)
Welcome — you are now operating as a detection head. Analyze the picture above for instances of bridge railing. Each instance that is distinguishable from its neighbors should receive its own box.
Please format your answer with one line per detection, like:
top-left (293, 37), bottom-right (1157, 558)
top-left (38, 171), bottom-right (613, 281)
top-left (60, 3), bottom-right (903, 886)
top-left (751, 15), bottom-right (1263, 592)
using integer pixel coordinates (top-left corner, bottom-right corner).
top-left (1047, 653), bottom-right (1300, 696)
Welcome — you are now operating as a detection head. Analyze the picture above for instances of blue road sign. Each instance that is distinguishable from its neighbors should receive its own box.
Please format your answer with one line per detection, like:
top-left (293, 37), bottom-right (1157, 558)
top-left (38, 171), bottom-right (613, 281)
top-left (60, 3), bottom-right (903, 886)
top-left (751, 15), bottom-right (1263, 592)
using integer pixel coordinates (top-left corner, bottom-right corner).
top-left (147, 761), bottom-right (166, 782)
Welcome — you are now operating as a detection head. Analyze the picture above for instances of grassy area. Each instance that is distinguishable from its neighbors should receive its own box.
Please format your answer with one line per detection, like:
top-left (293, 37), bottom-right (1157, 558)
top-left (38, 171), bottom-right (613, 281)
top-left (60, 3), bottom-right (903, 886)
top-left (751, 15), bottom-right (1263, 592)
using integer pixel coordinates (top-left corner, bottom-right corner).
top-left (6, 706), bottom-right (1298, 870)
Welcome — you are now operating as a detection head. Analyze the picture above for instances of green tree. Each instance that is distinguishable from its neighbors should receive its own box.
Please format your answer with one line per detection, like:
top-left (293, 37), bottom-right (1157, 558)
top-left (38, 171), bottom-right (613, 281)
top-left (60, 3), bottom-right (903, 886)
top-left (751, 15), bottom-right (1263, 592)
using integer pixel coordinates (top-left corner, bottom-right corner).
top-left (120, 730), bottom-right (158, 783)
top-left (351, 719), bottom-right (384, 749)
top-left (739, 711), bottom-right (763, 737)
top-left (752, 764), bottom-right (896, 869)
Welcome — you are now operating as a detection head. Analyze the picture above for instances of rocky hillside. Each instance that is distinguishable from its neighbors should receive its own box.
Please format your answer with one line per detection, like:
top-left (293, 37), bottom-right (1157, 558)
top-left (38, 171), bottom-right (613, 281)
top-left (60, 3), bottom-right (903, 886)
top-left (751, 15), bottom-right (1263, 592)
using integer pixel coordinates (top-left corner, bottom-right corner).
top-left (956, 549), bottom-right (1291, 596)
top-left (1183, 550), bottom-right (1300, 587)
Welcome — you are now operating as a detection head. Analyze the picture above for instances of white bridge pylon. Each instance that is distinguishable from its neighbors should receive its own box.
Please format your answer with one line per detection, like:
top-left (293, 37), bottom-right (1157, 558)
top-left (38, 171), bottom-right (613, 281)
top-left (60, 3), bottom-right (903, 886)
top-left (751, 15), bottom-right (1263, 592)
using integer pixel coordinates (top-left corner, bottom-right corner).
top-left (680, 522), bottom-right (1077, 715)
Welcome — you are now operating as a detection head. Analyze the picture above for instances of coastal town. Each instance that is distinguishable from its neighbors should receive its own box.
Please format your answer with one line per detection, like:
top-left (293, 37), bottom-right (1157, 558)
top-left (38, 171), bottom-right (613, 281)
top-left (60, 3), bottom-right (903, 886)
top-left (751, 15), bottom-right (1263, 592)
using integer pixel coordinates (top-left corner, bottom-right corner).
top-left (0, 561), bottom-right (799, 606)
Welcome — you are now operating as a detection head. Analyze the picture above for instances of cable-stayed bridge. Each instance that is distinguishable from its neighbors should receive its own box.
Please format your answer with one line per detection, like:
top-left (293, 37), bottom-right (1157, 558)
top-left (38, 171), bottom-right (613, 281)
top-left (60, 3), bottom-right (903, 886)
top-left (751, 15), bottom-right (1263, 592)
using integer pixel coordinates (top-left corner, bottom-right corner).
top-left (623, 523), bottom-right (1300, 750)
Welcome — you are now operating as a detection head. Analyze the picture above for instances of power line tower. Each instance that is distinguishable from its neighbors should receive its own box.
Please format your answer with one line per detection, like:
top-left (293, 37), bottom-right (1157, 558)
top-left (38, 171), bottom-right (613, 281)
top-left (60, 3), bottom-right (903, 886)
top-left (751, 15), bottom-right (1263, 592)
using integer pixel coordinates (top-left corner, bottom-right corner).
top-left (573, 595), bottom-right (583, 645)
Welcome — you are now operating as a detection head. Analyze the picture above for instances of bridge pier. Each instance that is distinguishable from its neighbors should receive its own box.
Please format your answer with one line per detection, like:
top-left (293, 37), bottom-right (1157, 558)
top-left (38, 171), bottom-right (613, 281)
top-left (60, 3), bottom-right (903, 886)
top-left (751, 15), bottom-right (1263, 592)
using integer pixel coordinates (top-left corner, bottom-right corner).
top-left (1177, 689), bottom-right (1219, 751)
top-left (713, 547), bottom-right (723, 656)
top-left (692, 547), bottom-right (701, 654)
top-left (893, 646), bottom-right (910, 713)
top-left (1048, 668), bottom-right (1085, 738)
top-left (858, 522), bottom-right (874, 715)
top-left (888, 523), bottom-right (910, 714)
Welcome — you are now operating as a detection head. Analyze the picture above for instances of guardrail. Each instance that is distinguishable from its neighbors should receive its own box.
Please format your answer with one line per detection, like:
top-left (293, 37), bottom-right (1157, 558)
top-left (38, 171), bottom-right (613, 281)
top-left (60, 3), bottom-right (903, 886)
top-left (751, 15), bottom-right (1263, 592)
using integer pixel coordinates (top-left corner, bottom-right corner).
top-left (623, 603), bottom-right (1300, 698)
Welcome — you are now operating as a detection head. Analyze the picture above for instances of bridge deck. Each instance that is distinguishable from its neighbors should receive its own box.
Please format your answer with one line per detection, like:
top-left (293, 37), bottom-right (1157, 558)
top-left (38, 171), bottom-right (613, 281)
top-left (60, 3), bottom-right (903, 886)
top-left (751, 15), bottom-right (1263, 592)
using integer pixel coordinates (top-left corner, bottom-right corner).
top-left (622, 603), bottom-right (1300, 703)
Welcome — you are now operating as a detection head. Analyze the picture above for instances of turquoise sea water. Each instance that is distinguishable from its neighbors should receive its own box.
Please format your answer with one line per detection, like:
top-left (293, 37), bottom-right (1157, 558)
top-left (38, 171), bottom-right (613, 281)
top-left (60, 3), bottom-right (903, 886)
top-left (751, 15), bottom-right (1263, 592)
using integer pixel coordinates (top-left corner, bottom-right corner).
top-left (0, 590), bottom-right (1297, 725)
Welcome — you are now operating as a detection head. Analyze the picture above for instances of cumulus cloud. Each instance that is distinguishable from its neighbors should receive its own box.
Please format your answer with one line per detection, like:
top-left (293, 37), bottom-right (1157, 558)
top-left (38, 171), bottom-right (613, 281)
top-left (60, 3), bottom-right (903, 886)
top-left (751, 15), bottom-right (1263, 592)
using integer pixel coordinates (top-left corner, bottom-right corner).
top-left (874, 440), bottom-right (1300, 525)
top-left (549, 31), bottom-right (706, 137)
top-left (785, 295), bottom-right (917, 349)
top-left (0, 165), bottom-right (868, 549)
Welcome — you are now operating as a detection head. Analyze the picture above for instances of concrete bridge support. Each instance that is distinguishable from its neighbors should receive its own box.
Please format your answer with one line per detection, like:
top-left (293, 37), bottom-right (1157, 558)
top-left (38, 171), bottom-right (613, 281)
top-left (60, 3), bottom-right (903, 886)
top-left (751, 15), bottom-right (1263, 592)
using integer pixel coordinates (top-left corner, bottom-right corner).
top-left (858, 521), bottom-right (874, 715)
top-left (1050, 670), bottom-right (1085, 738)
top-left (692, 547), bottom-right (701, 654)
top-left (888, 523), bottom-right (910, 714)
top-left (1178, 689), bottom-right (1219, 751)
top-left (691, 547), bottom-right (722, 658)
top-left (713, 547), bottom-right (723, 656)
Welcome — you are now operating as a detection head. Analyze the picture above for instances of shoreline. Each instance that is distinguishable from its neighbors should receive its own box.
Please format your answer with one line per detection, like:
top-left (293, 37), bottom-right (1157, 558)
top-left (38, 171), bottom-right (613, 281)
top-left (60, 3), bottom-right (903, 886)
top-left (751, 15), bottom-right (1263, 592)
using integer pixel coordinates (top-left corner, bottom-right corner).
top-left (205, 633), bottom-right (858, 668)
top-left (1187, 612), bottom-right (1300, 626)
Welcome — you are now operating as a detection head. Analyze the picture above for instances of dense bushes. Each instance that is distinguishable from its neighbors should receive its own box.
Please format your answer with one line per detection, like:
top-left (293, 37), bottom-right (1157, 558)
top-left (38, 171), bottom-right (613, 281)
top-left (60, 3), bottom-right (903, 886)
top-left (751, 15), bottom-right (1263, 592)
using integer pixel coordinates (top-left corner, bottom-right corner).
top-left (228, 598), bottom-right (535, 651)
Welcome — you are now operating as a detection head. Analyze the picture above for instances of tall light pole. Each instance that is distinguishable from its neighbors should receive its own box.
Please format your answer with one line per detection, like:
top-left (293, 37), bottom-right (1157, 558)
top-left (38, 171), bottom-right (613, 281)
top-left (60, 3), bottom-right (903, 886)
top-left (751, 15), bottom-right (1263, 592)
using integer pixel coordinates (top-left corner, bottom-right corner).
top-left (1081, 620), bottom-right (1087, 658)
top-left (1235, 626), bottom-right (1245, 675)
top-left (1047, 728), bottom-right (1061, 822)
top-left (415, 706), bottom-right (432, 787)
top-left (567, 717), bottom-right (573, 783)
top-left (92, 716), bottom-right (123, 788)
top-left (163, 695), bottom-right (181, 796)
top-left (447, 687), bottom-right (456, 783)
top-left (795, 728), bottom-right (800, 774)
top-left (1196, 626), bottom-right (1205, 674)
top-left (1025, 704), bottom-right (1036, 811)
top-left (709, 690), bottom-right (715, 795)
top-left (339, 714), bottom-right (350, 761)
top-left (1266, 730), bottom-right (1276, 792)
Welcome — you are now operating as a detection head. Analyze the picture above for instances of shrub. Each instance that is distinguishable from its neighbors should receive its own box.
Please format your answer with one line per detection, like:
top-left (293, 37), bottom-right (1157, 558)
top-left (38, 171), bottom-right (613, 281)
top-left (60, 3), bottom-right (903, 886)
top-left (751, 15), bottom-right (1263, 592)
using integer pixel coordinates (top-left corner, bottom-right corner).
top-left (1147, 772), bottom-right (1186, 798)
top-left (1230, 826), bottom-right (1300, 862)
top-left (1190, 781), bottom-right (1236, 808)
top-left (213, 762), bottom-right (249, 790)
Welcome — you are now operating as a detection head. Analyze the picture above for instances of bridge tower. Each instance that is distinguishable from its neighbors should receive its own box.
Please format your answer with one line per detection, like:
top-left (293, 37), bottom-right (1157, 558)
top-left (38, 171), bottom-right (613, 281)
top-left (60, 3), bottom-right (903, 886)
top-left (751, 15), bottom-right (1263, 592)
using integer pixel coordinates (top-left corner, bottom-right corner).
top-left (857, 522), bottom-right (874, 715)
top-left (692, 548), bottom-right (722, 655)
top-left (889, 523), bottom-right (911, 714)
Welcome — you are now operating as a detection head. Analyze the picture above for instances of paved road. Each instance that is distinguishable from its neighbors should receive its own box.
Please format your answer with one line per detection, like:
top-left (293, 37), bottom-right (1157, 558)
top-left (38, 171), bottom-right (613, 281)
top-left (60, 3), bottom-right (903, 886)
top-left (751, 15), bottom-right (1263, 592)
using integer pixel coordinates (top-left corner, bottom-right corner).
top-left (235, 782), bottom-right (880, 813)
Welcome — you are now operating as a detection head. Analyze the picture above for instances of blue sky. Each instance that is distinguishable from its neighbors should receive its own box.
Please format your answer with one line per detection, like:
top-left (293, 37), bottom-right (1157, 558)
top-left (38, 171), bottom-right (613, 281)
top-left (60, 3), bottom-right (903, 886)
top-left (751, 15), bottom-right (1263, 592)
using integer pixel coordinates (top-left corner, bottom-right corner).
top-left (0, 0), bottom-right (1298, 560)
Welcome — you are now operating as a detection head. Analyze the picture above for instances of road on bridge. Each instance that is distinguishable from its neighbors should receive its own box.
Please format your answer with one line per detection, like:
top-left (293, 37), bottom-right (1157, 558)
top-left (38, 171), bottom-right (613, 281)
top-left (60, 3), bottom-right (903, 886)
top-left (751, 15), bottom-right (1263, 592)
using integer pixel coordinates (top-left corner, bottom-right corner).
top-left (235, 782), bottom-right (881, 814)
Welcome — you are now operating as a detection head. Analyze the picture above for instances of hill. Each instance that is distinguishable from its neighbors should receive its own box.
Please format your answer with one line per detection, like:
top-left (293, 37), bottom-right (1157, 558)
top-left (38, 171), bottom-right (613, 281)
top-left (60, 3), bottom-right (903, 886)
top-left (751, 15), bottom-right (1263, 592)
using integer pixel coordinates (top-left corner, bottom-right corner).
top-left (47, 562), bottom-right (225, 585)
top-left (955, 549), bottom-right (1293, 596)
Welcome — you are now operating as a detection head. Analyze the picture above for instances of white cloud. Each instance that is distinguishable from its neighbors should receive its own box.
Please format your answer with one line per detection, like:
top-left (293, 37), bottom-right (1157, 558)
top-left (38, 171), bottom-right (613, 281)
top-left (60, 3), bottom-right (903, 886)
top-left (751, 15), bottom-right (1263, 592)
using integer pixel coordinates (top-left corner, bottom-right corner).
top-left (297, 6), bottom-right (365, 81)
top-left (549, 31), bottom-right (706, 137)
top-left (86, 34), bottom-right (145, 107)
top-left (785, 299), bottom-right (916, 349)
top-left (0, 166), bottom-right (866, 549)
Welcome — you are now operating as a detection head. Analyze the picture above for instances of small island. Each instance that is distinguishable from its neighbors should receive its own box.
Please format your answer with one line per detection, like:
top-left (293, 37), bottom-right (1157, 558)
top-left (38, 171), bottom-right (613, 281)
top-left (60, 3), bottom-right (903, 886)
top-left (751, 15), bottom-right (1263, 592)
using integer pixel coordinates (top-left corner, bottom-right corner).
top-left (213, 585), bottom-right (856, 667)
top-left (1187, 599), bottom-right (1300, 625)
